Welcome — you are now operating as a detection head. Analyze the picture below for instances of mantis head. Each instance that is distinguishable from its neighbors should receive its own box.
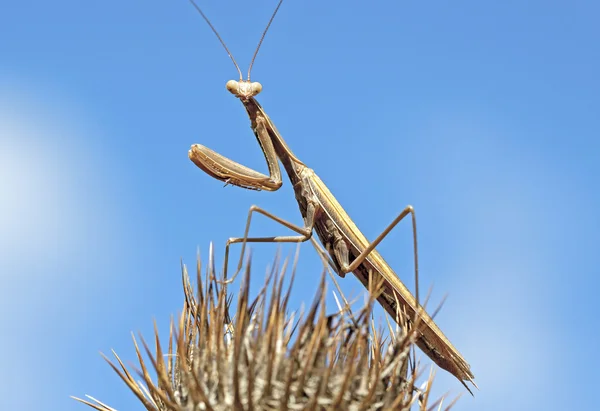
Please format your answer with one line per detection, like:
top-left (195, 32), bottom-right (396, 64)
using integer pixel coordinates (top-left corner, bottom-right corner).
top-left (226, 80), bottom-right (263, 100)
top-left (189, 0), bottom-right (283, 100)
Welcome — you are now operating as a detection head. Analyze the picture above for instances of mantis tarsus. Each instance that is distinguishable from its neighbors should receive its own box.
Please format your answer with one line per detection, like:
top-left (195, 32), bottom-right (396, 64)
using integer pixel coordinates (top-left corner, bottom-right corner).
top-left (186, 0), bottom-right (476, 393)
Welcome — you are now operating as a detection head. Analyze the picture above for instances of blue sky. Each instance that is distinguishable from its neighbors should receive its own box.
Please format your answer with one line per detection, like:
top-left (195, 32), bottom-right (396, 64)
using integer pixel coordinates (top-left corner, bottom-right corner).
top-left (1, 0), bottom-right (598, 409)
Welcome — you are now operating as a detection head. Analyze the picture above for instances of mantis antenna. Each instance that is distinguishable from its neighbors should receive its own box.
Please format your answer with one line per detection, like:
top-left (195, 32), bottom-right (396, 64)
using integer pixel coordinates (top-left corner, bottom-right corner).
top-left (188, 0), bottom-right (285, 81)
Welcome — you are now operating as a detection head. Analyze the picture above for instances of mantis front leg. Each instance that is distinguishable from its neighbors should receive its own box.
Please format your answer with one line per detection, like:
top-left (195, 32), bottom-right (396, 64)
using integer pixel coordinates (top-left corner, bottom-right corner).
top-left (222, 202), bottom-right (319, 283)
top-left (189, 116), bottom-right (282, 192)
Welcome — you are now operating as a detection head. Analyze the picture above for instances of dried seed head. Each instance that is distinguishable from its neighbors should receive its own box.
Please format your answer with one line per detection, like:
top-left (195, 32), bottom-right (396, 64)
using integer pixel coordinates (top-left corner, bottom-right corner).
top-left (73, 249), bottom-right (458, 411)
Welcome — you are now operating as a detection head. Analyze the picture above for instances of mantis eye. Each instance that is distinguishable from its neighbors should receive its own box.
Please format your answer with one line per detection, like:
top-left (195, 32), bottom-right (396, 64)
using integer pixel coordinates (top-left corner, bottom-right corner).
top-left (251, 82), bottom-right (262, 95)
top-left (226, 80), bottom-right (239, 94)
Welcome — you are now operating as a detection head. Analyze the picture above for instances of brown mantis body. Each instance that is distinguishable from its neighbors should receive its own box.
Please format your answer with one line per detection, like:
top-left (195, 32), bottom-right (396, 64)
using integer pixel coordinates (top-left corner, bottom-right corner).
top-left (187, 0), bottom-right (476, 392)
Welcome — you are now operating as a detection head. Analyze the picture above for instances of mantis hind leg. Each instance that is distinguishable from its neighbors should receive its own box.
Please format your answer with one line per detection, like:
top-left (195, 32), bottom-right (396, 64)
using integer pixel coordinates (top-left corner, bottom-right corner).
top-left (332, 205), bottom-right (420, 382)
top-left (334, 205), bottom-right (420, 309)
top-left (333, 205), bottom-right (419, 383)
top-left (221, 202), bottom-right (318, 284)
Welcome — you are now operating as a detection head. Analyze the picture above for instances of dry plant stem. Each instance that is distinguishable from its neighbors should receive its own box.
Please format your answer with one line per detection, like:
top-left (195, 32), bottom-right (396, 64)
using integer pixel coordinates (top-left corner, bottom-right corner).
top-left (186, 0), bottom-right (475, 391)
top-left (72, 249), bottom-right (459, 410)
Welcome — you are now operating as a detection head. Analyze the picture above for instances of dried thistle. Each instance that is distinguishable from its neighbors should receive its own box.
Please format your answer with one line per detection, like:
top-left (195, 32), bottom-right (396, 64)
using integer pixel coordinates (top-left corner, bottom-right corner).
top-left (73, 249), bottom-right (459, 410)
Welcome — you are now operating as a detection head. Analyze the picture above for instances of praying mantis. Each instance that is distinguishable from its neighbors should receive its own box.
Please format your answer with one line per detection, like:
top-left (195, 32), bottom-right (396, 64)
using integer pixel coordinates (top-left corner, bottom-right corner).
top-left (186, 0), bottom-right (476, 392)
